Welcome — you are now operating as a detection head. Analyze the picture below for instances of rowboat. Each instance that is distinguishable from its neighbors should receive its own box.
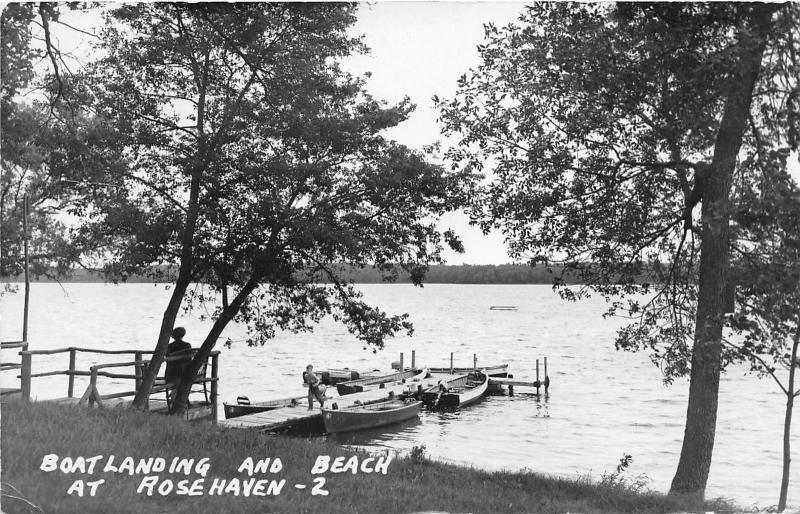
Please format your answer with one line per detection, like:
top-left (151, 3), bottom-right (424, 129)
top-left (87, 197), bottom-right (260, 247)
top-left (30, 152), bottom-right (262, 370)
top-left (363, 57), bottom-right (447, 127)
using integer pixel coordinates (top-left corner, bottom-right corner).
top-left (322, 399), bottom-right (423, 433)
top-left (336, 368), bottom-right (428, 395)
top-left (426, 364), bottom-right (508, 395)
top-left (422, 371), bottom-right (488, 409)
top-left (427, 363), bottom-right (509, 377)
top-left (223, 395), bottom-right (306, 419)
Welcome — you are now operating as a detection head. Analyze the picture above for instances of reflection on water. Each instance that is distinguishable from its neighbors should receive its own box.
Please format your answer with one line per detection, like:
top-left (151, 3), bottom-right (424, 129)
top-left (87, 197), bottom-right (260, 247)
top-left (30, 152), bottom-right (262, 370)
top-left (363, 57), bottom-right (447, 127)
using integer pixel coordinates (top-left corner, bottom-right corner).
top-left (0, 282), bottom-right (796, 507)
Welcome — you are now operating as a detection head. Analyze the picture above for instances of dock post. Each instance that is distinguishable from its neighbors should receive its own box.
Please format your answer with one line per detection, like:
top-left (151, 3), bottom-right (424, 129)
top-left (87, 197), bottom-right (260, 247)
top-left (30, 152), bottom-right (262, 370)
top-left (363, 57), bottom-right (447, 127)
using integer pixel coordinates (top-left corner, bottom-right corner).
top-left (210, 353), bottom-right (219, 424)
top-left (20, 351), bottom-right (31, 402)
top-left (536, 359), bottom-right (540, 396)
top-left (411, 350), bottom-right (416, 370)
top-left (450, 352), bottom-right (454, 374)
top-left (134, 351), bottom-right (143, 394)
top-left (544, 357), bottom-right (549, 394)
top-left (509, 384), bottom-right (514, 396)
top-left (473, 353), bottom-right (477, 371)
top-left (67, 348), bottom-right (76, 397)
top-left (400, 352), bottom-right (404, 372)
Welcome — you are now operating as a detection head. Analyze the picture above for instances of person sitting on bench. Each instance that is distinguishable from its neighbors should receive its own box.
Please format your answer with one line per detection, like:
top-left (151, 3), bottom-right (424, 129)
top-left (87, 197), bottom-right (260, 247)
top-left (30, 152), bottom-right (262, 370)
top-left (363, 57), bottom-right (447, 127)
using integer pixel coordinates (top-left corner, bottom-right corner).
top-left (165, 327), bottom-right (192, 407)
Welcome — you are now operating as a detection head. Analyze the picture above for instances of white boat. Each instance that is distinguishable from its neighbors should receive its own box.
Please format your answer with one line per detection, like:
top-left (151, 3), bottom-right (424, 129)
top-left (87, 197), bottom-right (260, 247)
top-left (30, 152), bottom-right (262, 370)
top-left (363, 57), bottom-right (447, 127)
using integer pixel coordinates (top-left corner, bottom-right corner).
top-left (422, 371), bottom-right (488, 408)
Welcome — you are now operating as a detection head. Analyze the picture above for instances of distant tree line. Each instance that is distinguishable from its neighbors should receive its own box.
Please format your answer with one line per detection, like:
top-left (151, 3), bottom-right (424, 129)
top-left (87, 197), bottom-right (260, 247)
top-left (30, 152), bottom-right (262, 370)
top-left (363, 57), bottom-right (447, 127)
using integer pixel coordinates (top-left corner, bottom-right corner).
top-left (2, 263), bottom-right (581, 285)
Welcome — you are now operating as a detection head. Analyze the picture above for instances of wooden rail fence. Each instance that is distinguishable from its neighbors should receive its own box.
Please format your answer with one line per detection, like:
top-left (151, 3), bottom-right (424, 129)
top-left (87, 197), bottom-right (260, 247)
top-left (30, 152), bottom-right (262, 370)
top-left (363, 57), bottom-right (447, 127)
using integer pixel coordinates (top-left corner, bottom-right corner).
top-left (6, 345), bottom-right (219, 421)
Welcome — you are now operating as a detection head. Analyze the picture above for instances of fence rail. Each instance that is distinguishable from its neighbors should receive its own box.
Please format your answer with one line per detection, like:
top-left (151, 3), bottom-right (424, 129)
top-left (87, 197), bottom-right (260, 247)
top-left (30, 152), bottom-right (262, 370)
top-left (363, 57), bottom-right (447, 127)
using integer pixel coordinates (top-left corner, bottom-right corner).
top-left (1, 341), bottom-right (28, 396)
top-left (21, 347), bottom-right (159, 356)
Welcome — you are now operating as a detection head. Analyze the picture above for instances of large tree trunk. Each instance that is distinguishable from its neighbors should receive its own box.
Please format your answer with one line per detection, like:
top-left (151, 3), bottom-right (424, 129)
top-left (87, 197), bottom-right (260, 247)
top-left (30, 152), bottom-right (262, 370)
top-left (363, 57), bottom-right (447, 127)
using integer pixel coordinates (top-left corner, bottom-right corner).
top-left (779, 326), bottom-right (800, 512)
top-left (670, 5), bottom-right (776, 499)
top-left (130, 159), bottom-right (204, 408)
top-left (170, 276), bottom-right (260, 415)
top-left (131, 40), bottom-right (211, 409)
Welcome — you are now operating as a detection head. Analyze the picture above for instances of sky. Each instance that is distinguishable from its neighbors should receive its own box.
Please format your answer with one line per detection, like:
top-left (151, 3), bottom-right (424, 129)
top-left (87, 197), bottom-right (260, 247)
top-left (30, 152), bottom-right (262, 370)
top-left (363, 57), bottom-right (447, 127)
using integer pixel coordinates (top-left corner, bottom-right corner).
top-left (341, 2), bottom-right (527, 265)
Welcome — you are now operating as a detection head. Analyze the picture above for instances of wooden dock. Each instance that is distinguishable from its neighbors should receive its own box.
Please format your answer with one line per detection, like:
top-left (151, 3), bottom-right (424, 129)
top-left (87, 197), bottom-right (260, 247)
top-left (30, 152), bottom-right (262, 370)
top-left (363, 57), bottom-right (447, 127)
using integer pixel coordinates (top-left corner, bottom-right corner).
top-left (488, 376), bottom-right (550, 395)
top-left (220, 372), bottom-right (456, 431)
top-left (6, 344), bottom-right (551, 429)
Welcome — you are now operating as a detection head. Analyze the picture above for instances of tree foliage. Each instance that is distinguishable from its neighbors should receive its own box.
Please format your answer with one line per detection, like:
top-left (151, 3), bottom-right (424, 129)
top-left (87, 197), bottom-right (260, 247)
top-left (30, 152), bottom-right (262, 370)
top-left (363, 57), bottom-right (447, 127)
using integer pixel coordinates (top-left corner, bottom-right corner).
top-left (1, 3), bottom-right (78, 283)
top-left (44, 3), bottom-right (471, 411)
top-left (438, 2), bottom-right (797, 497)
top-left (439, 3), bottom-right (798, 376)
top-left (729, 168), bottom-right (800, 372)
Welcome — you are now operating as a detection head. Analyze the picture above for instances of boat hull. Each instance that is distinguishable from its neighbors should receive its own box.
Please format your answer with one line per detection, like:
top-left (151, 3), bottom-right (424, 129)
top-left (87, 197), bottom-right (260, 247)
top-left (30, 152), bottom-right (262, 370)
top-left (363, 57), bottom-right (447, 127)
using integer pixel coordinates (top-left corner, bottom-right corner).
top-left (322, 399), bottom-right (422, 433)
top-left (223, 396), bottom-right (305, 419)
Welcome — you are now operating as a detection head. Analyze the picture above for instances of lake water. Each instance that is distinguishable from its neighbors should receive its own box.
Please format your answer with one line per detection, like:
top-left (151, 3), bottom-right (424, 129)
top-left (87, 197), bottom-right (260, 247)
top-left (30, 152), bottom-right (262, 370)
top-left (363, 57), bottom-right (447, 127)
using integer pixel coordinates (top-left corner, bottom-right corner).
top-left (0, 282), bottom-right (793, 508)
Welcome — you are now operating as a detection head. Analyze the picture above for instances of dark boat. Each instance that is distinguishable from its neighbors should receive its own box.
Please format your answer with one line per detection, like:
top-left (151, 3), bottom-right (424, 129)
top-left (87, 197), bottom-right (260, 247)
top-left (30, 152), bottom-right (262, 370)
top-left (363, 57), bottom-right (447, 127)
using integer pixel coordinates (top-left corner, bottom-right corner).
top-left (223, 395), bottom-right (306, 419)
top-left (322, 399), bottom-right (422, 433)
top-left (422, 371), bottom-right (488, 409)
top-left (336, 368), bottom-right (427, 395)
top-left (317, 368), bottom-right (382, 385)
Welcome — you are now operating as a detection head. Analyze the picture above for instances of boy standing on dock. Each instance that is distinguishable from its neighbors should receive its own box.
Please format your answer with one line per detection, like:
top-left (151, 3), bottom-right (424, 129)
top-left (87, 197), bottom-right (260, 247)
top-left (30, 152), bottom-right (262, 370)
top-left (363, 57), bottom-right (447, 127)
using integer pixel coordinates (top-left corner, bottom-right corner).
top-left (303, 364), bottom-right (326, 410)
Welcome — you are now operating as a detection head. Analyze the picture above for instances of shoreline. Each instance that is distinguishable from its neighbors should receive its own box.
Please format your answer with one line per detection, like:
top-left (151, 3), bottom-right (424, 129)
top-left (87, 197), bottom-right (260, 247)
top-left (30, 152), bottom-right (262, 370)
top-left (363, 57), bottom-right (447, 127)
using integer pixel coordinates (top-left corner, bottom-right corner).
top-left (1, 400), bottom-right (737, 514)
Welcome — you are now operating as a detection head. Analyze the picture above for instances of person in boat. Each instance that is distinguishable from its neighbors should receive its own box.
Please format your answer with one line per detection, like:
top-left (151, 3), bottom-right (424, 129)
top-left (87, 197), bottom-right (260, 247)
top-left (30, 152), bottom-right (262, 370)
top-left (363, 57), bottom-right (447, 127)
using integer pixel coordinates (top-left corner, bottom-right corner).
top-left (303, 364), bottom-right (326, 410)
top-left (165, 327), bottom-right (192, 387)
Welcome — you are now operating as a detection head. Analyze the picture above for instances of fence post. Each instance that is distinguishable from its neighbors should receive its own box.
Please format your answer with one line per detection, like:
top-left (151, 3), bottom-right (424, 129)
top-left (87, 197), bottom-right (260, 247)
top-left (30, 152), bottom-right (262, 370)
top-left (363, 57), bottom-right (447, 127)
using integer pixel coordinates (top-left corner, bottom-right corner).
top-left (20, 351), bottom-right (31, 402)
top-left (89, 366), bottom-right (98, 407)
top-left (22, 195), bottom-right (30, 343)
top-left (399, 352), bottom-right (404, 372)
top-left (411, 350), bottom-right (415, 370)
top-left (210, 353), bottom-right (219, 424)
top-left (67, 348), bottom-right (76, 398)
top-left (450, 352), bottom-right (454, 374)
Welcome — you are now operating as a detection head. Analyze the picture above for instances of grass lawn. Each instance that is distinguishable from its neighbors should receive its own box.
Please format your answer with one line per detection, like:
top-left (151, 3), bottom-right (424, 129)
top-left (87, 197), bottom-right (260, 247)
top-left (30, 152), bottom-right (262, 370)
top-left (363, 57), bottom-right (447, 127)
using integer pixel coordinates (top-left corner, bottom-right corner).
top-left (1, 400), bottom-right (735, 513)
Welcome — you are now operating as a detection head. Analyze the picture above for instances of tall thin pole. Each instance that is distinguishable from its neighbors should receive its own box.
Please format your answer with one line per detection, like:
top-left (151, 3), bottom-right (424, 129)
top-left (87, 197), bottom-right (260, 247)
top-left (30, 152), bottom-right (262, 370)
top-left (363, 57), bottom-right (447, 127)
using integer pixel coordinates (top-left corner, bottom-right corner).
top-left (22, 194), bottom-right (30, 342)
top-left (778, 325), bottom-right (800, 511)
